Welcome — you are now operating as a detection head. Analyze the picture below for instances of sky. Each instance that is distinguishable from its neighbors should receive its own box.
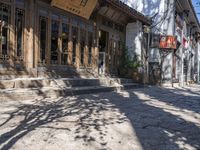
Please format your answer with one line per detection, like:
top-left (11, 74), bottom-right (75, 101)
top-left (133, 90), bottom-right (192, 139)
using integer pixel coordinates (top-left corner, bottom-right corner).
top-left (192, 0), bottom-right (200, 21)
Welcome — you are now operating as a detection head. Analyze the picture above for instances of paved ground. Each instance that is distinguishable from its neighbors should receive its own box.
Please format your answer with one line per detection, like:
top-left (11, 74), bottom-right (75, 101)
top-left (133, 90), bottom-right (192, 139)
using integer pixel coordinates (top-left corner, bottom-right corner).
top-left (0, 85), bottom-right (200, 150)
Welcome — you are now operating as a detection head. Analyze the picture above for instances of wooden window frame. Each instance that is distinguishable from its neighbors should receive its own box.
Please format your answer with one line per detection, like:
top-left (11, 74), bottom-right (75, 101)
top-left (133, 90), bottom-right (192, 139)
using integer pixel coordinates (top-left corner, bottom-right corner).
top-left (0, 2), bottom-right (11, 62)
top-left (15, 7), bottom-right (25, 62)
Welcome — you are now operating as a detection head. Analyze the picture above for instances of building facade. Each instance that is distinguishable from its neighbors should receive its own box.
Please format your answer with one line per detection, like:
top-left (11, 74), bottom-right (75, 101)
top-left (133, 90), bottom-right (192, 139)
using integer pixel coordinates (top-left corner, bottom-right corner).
top-left (123, 0), bottom-right (200, 85)
top-left (0, 0), bottom-right (150, 78)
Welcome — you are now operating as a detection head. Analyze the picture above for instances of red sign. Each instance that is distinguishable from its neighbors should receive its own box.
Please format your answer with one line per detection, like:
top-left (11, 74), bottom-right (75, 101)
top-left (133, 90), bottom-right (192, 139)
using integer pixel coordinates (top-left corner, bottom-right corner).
top-left (183, 37), bottom-right (188, 49)
top-left (159, 36), bottom-right (177, 49)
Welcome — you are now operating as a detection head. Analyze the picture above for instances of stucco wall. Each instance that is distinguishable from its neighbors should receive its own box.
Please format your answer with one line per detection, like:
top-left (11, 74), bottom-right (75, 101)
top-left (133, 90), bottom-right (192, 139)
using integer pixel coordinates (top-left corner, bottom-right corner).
top-left (126, 21), bottom-right (142, 60)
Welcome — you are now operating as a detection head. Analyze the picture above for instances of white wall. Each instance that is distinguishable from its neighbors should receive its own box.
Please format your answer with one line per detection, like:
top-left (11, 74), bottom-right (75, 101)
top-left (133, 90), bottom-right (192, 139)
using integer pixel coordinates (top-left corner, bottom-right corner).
top-left (126, 21), bottom-right (143, 60)
top-left (122, 0), bottom-right (175, 34)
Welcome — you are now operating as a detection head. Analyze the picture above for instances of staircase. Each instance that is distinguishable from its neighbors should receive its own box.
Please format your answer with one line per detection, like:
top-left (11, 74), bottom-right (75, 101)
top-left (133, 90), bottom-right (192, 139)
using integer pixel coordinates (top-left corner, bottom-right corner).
top-left (37, 66), bottom-right (98, 78)
top-left (0, 77), bottom-right (144, 101)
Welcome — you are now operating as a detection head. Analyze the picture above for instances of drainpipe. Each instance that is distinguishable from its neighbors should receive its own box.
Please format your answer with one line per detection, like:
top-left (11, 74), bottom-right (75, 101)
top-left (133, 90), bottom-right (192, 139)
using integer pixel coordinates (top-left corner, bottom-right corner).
top-left (147, 31), bottom-right (150, 84)
top-left (171, 0), bottom-right (175, 87)
top-left (198, 42), bottom-right (200, 83)
top-left (180, 39), bottom-right (184, 87)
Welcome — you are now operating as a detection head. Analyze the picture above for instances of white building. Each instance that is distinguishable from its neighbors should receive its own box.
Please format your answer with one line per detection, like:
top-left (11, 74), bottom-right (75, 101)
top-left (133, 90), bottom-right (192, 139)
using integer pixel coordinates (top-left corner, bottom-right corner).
top-left (122, 0), bottom-right (200, 85)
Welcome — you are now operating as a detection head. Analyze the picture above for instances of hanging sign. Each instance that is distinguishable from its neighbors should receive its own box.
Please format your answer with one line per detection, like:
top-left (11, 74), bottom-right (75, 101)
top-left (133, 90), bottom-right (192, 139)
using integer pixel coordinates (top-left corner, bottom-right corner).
top-left (51, 0), bottom-right (98, 19)
top-left (159, 36), bottom-right (177, 49)
top-left (182, 37), bottom-right (189, 49)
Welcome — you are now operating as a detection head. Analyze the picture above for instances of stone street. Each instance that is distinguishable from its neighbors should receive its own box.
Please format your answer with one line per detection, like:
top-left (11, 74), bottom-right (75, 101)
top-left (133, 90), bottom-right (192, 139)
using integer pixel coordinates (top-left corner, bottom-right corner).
top-left (0, 85), bottom-right (200, 150)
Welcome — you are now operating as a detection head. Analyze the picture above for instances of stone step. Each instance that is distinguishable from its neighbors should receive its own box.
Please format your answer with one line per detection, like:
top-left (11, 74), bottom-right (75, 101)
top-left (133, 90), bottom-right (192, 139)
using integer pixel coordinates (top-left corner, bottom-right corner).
top-left (0, 83), bottom-right (144, 101)
top-left (0, 77), bottom-right (137, 89)
top-left (112, 78), bottom-right (134, 84)
top-left (0, 78), bottom-right (111, 89)
top-left (37, 66), bottom-right (96, 78)
top-left (120, 83), bottom-right (144, 90)
top-left (0, 75), bottom-right (31, 80)
top-left (0, 70), bottom-right (28, 75)
top-left (38, 71), bottom-right (96, 79)
top-left (51, 78), bottom-right (106, 87)
top-left (0, 78), bottom-right (50, 89)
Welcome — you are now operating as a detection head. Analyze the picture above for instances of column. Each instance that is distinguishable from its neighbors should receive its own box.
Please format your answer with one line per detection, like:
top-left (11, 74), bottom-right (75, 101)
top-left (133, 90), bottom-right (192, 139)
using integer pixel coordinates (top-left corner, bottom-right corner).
top-left (68, 22), bottom-right (72, 65)
top-left (25, 0), bottom-right (34, 69)
top-left (76, 27), bottom-right (80, 68)
top-left (9, 0), bottom-right (15, 67)
top-left (84, 31), bottom-right (88, 67)
top-left (94, 26), bottom-right (99, 72)
top-left (91, 24), bottom-right (97, 69)
top-left (34, 1), bottom-right (39, 68)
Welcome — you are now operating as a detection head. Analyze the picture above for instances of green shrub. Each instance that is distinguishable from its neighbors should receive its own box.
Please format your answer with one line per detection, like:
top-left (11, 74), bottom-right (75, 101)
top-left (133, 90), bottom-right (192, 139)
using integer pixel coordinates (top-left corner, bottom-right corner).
top-left (120, 45), bottom-right (142, 71)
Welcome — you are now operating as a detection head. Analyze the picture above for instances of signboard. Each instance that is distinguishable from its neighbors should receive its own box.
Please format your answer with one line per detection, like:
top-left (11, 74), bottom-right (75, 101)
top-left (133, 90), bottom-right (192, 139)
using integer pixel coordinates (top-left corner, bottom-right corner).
top-left (159, 36), bottom-right (177, 49)
top-left (51, 0), bottom-right (98, 19)
top-left (175, 26), bottom-right (182, 42)
top-left (183, 37), bottom-right (188, 49)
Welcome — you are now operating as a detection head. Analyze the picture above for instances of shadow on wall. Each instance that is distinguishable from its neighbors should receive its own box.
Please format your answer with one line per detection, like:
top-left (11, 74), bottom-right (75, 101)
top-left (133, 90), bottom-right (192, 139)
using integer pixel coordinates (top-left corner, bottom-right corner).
top-left (0, 86), bottom-right (200, 149)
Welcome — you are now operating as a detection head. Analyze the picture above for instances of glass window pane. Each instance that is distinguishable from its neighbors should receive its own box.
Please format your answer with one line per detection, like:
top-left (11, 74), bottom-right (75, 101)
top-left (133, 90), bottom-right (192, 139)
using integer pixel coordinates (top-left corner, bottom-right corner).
top-left (39, 10), bottom-right (48, 17)
top-left (72, 26), bottom-right (78, 64)
top-left (80, 21), bottom-right (85, 29)
top-left (0, 3), bottom-right (10, 60)
top-left (16, 0), bottom-right (24, 4)
top-left (39, 17), bottom-right (47, 64)
top-left (52, 14), bottom-right (59, 20)
top-left (88, 31), bottom-right (93, 64)
top-left (72, 18), bottom-right (78, 26)
top-left (15, 8), bottom-right (25, 59)
top-left (62, 16), bottom-right (69, 24)
top-left (51, 20), bottom-right (59, 64)
top-left (80, 28), bottom-right (86, 65)
top-left (61, 23), bottom-right (69, 65)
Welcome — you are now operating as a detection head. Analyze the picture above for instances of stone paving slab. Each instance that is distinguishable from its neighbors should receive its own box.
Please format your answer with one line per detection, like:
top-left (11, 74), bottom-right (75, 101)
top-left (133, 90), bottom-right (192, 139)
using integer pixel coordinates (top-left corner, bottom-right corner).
top-left (0, 85), bottom-right (200, 150)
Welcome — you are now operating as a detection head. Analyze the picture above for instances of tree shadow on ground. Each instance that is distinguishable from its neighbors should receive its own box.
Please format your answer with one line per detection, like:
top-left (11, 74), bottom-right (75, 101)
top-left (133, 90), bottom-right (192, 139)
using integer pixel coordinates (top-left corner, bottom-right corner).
top-left (139, 86), bottom-right (200, 114)
top-left (112, 87), bottom-right (200, 150)
top-left (0, 86), bottom-right (200, 150)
